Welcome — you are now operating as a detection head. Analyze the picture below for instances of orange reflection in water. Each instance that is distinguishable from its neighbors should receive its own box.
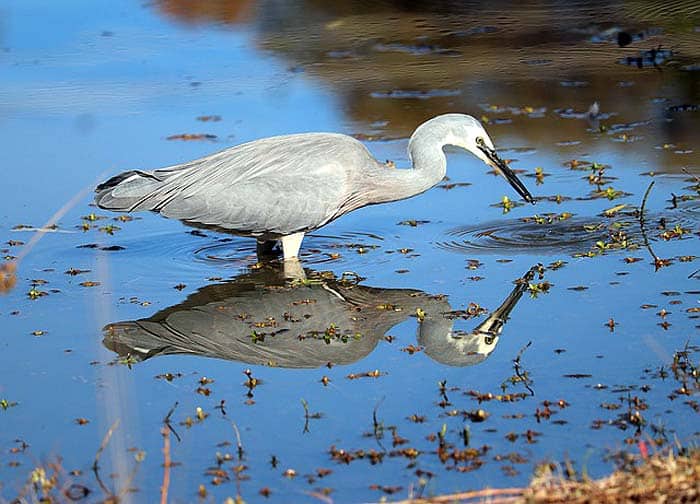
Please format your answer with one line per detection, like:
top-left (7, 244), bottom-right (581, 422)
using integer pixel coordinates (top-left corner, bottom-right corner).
top-left (156, 0), bottom-right (255, 25)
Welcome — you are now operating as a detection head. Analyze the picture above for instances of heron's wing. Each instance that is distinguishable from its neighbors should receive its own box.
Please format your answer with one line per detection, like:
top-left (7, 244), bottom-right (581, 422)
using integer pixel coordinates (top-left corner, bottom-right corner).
top-left (136, 133), bottom-right (376, 235)
top-left (103, 282), bottom-right (380, 368)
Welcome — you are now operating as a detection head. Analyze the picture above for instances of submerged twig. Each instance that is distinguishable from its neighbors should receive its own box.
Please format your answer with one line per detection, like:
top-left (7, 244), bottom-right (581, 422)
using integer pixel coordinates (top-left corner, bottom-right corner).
top-left (301, 399), bottom-right (323, 435)
top-left (92, 419), bottom-right (120, 498)
top-left (231, 421), bottom-right (244, 460)
top-left (302, 399), bottom-right (311, 434)
top-left (639, 181), bottom-right (655, 258)
top-left (372, 397), bottom-right (387, 452)
top-left (514, 341), bottom-right (535, 396)
top-left (163, 401), bottom-right (181, 442)
top-left (638, 181), bottom-right (667, 270)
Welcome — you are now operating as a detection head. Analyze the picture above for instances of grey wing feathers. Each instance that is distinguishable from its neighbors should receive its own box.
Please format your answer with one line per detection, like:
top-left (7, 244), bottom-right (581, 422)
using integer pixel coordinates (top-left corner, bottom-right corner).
top-left (95, 133), bottom-right (378, 236)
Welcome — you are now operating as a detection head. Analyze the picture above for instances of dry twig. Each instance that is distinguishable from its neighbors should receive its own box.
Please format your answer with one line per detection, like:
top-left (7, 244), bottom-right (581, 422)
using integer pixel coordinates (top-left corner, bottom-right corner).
top-left (160, 427), bottom-right (172, 504)
top-left (92, 419), bottom-right (120, 498)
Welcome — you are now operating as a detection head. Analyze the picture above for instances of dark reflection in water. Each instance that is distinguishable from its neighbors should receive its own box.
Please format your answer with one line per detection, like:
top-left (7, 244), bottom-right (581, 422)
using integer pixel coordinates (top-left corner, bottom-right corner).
top-left (103, 263), bottom-right (535, 368)
top-left (152, 0), bottom-right (700, 166)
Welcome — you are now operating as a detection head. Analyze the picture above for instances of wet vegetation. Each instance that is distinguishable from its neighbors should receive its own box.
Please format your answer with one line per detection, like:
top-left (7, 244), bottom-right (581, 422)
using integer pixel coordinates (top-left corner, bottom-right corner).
top-left (1, 0), bottom-right (700, 502)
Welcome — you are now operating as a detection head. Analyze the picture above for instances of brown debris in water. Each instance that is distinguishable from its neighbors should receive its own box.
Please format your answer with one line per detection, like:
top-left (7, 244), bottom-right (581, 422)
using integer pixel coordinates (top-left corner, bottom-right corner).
top-left (346, 369), bottom-right (386, 380)
top-left (0, 261), bottom-right (17, 293)
top-left (166, 133), bottom-right (217, 141)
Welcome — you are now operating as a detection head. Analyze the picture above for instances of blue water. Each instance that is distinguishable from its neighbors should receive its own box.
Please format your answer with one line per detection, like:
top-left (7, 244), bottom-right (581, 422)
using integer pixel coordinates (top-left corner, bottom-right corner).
top-left (1, 1), bottom-right (699, 502)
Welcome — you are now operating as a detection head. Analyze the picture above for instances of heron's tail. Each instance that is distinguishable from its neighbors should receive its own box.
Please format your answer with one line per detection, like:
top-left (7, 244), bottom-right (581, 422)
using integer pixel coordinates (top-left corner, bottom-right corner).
top-left (94, 170), bottom-right (164, 211)
top-left (102, 320), bottom-right (182, 362)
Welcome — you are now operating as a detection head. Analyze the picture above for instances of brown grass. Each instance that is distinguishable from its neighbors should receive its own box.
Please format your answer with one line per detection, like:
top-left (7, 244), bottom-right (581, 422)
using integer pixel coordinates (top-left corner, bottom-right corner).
top-left (392, 449), bottom-right (700, 503)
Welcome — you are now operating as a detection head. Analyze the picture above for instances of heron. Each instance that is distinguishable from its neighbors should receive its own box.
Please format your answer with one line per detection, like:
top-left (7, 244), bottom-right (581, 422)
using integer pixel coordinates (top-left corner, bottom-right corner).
top-left (103, 263), bottom-right (536, 368)
top-left (95, 113), bottom-right (534, 260)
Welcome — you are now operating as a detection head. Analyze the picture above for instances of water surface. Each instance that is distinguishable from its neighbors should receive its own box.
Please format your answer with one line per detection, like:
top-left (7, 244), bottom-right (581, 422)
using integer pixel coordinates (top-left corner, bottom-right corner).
top-left (1, 1), bottom-right (699, 502)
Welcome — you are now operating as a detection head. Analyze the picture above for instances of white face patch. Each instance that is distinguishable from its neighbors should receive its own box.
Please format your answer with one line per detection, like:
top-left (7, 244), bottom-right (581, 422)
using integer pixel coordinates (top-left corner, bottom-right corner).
top-left (442, 329), bottom-right (499, 359)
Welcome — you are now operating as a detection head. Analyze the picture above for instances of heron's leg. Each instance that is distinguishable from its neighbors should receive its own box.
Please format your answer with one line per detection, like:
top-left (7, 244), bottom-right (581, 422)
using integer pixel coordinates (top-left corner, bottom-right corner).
top-left (256, 239), bottom-right (279, 258)
top-left (283, 258), bottom-right (306, 280)
top-left (281, 232), bottom-right (305, 260)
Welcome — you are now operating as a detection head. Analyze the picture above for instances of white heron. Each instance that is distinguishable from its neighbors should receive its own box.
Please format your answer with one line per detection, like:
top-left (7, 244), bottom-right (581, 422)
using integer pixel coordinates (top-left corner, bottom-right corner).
top-left (95, 113), bottom-right (534, 260)
top-left (103, 263), bottom-right (536, 368)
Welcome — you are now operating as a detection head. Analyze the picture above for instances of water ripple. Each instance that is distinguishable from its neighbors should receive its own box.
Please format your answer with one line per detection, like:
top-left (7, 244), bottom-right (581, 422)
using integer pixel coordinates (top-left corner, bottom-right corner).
top-left (438, 203), bottom-right (699, 256)
top-left (438, 216), bottom-right (609, 255)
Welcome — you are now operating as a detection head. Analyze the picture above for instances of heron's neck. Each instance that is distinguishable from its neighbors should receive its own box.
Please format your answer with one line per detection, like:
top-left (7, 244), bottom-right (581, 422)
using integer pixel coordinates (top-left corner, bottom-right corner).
top-left (369, 123), bottom-right (453, 204)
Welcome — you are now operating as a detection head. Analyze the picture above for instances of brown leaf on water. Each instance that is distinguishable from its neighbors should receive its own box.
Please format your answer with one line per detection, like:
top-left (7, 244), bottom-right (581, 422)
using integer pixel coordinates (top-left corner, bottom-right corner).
top-left (401, 344), bottom-right (424, 354)
top-left (346, 369), bottom-right (386, 380)
top-left (654, 257), bottom-right (672, 269)
top-left (369, 485), bottom-right (403, 495)
top-left (65, 268), bottom-right (91, 276)
top-left (166, 133), bottom-right (217, 141)
top-left (398, 219), bottom-right (429, 227)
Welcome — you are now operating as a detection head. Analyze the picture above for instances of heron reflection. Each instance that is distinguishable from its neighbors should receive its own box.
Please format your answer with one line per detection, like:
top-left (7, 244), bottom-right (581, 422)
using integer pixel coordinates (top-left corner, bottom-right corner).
top-left (103, 264), bottom-right (536, 368)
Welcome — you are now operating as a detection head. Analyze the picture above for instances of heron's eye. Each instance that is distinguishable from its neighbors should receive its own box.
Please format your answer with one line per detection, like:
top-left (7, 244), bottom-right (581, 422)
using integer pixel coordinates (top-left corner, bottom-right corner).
top-left (475, 136), bottom-right (485, 147)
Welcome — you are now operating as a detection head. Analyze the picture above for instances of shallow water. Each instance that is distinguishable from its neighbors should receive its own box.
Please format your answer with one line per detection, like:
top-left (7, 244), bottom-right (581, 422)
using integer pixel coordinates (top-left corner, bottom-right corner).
top-left (1, 1), bottom-right (699, 502)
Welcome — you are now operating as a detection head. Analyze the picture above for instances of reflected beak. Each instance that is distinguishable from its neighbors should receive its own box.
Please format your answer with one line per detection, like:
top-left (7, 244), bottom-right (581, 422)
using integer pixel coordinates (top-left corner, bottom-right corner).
top-left (478, 145), bottom-right (535, 203)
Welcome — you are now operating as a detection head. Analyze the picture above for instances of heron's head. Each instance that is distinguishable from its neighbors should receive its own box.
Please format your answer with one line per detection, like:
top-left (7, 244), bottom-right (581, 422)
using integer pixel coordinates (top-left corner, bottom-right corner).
top-left (434, 114), bottom-right (535, 203)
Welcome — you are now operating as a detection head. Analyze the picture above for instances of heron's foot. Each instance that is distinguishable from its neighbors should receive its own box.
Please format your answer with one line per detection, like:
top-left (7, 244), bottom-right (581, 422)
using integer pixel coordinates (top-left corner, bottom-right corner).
top-left (283, 258), bottom-right (306, 281)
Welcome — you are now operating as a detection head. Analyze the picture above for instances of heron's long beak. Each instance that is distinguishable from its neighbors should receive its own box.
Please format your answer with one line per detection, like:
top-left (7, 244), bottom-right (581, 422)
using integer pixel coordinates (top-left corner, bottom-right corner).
top-left (472, 265), bottom-right (536, 338)
top-left (478, 145), bottom-right (534, 203)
